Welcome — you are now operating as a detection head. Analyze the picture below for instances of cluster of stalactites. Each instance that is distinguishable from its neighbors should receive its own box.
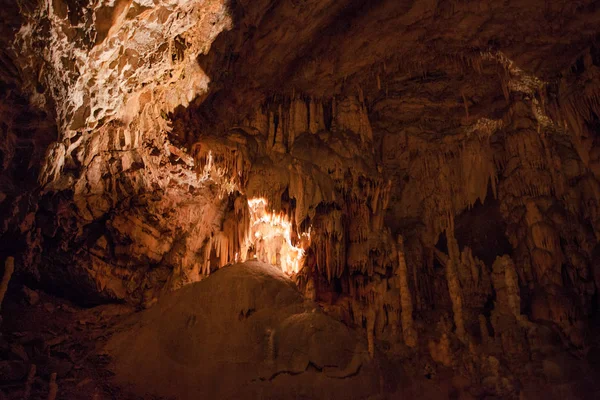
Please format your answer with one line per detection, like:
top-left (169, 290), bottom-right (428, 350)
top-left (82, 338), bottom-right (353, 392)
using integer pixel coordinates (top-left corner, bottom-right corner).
top-left (192, 137), bottom-right (251, 194)
top-left (311, 210), bottom-right (346, 281)
top-left (288, 162), bottom-right (335, 229)
top-left (544, 46), bottom-right (600, 166)
top-left (404, 133), bottom-right (498, 242)
top-left (523, 200), bottom-right (564, 288)
top-left (307, 178), bottom-right (392, 281)
top-left (242, 97), bottom-right (325, 154)
top-left (240, 94), bottom-right (373, 154)
top-left (343, 231), bottom-right (420, 353)
top-left (202, 196), bottom-right (250, 275)
top-left (200, 195), bottom-right (311, 277)
top-left (494, 123), bottom-right (558, 207)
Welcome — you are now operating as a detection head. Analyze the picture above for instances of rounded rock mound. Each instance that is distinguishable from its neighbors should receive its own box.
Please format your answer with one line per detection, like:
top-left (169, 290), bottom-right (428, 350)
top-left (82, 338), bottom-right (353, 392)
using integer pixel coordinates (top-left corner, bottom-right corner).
top-left (106, 261), bottom-right (380, 399)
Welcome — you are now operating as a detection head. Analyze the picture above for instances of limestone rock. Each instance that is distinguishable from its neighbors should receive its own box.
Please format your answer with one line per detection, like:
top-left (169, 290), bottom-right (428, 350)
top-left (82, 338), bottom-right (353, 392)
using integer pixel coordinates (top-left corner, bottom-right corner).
top-left (107, 261), bottom-right (379, 400)
top-left (21, 286), bottom-right (39, 306)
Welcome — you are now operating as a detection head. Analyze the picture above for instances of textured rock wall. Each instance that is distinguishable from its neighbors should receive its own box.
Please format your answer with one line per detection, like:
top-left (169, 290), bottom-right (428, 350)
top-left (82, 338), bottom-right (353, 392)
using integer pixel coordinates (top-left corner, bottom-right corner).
top-left (1, 0), bottom-right (235, 304)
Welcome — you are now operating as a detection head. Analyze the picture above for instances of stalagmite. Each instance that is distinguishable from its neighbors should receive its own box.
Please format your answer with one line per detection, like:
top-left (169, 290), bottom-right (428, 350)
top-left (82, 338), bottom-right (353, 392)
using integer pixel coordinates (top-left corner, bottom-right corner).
top-left (397, 236), bottom-right (417, 347)
top-left (23, 364), bottom-right (36, 400)
top-left (491, 255), bottom-right (522, 320)
top-left (429, 334), bottom-right (453, 367)
top-left (0, 257), bottom-right (14, 313)
top-left (47, 373), bottom-right (58, 400)
top-left (444, 227), bottom-right (467, 342)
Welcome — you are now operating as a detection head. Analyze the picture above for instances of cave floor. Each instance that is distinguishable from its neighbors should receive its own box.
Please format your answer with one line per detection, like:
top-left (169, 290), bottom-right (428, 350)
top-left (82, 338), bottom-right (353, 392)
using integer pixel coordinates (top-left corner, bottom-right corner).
top-left (3, 280), bottom-right (600, 399)
top-left (0, 285), bottom-right (143, 400)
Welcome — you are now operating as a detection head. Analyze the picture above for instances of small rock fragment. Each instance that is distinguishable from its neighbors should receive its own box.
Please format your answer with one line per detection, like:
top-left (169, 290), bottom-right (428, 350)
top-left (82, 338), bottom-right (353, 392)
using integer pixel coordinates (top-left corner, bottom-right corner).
top-left (22, 286), bottom-right (40, 306)
top-left (43, 303), bottom-right (56, 313)
top-left (60, 304), bottom-right (77, 313)
top-left (9, 343), bottom-right (29, 361)
top-left (76, 377), bottom-right (93, 388)
top-left (46, 335), bottom-right (68, 347)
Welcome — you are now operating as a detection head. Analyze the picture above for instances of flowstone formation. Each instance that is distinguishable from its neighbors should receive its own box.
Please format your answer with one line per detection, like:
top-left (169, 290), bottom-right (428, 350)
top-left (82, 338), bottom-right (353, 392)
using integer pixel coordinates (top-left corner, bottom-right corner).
top-left (2, 0), bottom-right (600, 398)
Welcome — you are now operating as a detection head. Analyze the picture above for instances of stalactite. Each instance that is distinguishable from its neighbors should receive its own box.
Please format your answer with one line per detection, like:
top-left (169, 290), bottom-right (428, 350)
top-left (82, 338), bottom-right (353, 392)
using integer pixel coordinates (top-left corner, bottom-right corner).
top-left (366, 306), bottom-right (376, 358)
top-left (235, 196), bottom-right (251, 262)
top-left (461, 90), bottom-right (469, 119)
top-left (273, 104), bottom-right (285, 153)
top-left (267, 111), bottom-right (276, 151)
top-left (308, 98), bottom-right (325, 134)
top-left (289, 97), bottom-right (308, 148)
top-left (213, 231), bottom-right (231, 268)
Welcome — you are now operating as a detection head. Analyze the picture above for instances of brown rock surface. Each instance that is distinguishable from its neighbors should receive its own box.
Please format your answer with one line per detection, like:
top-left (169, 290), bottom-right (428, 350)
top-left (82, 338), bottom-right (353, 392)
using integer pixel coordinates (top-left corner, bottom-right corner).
top-left (106, 261), bottom-right (380, 400)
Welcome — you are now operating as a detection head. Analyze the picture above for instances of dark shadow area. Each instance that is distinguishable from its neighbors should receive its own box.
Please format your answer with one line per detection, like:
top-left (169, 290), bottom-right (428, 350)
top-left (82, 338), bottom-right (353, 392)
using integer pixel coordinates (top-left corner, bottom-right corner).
top-left (454, 185), bottom-right (512, 266)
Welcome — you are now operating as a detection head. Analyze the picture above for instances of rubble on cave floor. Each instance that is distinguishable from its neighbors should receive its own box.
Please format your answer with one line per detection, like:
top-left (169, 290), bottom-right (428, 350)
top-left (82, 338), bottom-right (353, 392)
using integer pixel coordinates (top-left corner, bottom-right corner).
top-left (0, 281), bottom-right (140, 400)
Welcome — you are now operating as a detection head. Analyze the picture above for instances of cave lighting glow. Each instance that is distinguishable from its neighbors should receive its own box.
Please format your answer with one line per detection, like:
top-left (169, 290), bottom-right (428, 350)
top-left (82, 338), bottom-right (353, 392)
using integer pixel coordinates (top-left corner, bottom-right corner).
top-left (247, 197), bottom-right (311, 275)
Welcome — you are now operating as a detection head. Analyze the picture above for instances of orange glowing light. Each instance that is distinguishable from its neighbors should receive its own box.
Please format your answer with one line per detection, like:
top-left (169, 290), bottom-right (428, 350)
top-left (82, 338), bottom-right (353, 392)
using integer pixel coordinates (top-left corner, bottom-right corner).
top-left (246, 197), bottom-right (311, 275)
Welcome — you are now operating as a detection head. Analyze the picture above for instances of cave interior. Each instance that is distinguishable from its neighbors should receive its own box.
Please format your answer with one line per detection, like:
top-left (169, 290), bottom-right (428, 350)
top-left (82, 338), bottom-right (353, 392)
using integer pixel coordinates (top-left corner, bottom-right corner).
top-left (2, 0), bottom-right (600, 399)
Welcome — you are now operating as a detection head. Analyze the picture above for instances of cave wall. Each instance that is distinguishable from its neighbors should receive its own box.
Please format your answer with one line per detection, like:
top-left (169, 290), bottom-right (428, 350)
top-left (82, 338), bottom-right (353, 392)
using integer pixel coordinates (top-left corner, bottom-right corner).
top-left (0, 0), bottom-right (236, 304)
